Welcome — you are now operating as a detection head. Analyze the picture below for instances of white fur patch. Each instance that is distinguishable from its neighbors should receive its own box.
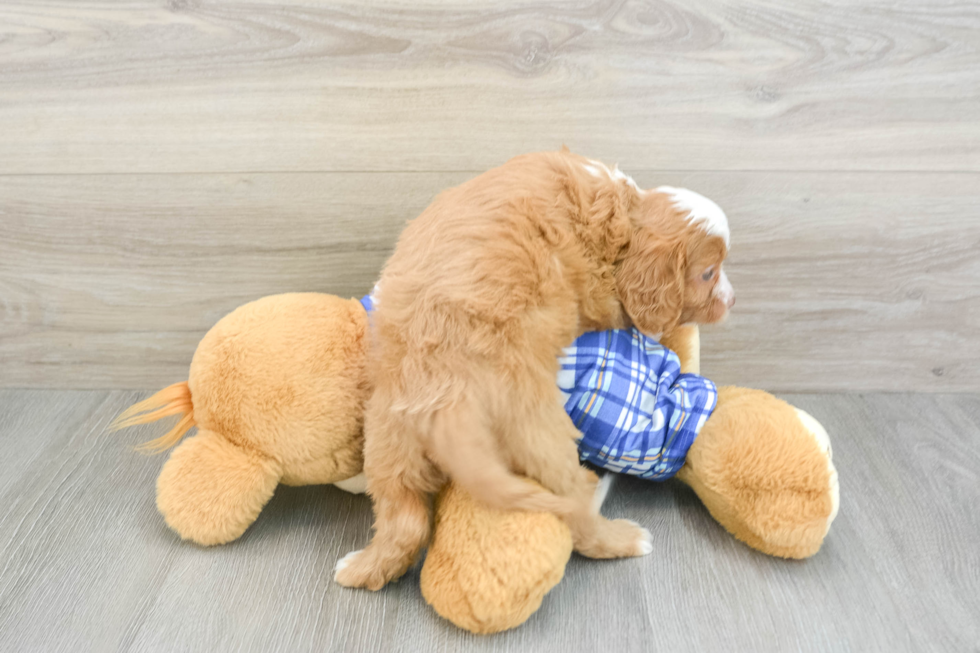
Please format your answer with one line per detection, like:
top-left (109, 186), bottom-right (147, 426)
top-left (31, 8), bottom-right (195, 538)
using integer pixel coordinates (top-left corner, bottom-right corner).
top-left (626, 519), bottom-right (654, 556)
top-left (656, 186), bottom-right (730, 247)
top-left (592, 473), bottom-right (616, 513)
top-left (587, 159), bottom-right (609, 176)
top-left (712, 269), bottom-right (734, 306)
top-left (584, 159), bottom-right (641, 191)
top-left (334, 549), bottom-right (363, 578)
top-left (638, 536), bottom-right (653, 556)
top-left (611, 165), bottom-right (640, 190)
top-left (333, 473), bottom-right (367, 494)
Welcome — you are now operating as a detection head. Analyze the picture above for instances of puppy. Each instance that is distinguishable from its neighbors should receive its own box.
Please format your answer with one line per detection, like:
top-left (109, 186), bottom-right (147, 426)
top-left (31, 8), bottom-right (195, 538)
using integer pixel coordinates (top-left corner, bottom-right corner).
top-left (335, 150), bottom-right (734, 590)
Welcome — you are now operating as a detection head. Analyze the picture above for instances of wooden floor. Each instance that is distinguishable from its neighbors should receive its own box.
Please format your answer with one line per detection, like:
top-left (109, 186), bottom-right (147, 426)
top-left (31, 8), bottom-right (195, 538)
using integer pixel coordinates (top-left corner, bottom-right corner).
top-left (2, 1), bottom-right (979, 650)
top-left (1, 390), bottom-right (978, 652)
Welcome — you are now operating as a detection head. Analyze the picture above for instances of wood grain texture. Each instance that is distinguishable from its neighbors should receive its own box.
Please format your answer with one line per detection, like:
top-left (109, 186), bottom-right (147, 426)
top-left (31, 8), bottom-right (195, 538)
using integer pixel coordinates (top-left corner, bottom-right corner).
top-left (1, 390), bottom-right (978, 651)
top-left (2, 171), bottom-right (978, 390)
top-left (0, 0), bottom-right (978, 174)
top-left (2, 0), bottom-right (979, 390)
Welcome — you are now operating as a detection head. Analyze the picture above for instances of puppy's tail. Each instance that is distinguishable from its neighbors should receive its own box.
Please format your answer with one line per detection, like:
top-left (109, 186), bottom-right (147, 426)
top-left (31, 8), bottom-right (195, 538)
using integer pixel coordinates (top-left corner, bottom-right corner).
top-left (430, 404), bottom-right (575, 517)
top-left (110, 382), bottom-right (196, 453)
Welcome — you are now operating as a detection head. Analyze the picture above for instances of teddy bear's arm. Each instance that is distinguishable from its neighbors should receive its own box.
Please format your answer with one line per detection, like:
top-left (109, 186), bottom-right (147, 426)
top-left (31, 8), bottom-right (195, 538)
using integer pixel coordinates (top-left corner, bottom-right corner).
top-left (659, 325), bottom-right (700, 375)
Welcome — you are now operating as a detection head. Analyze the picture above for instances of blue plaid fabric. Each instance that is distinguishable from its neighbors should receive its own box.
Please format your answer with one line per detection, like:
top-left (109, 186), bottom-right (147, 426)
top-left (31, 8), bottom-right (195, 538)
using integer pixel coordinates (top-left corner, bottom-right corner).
top-left (558, 329), bottom-right (716, 480)
top-left (360, 293), bottom-right (716, 481)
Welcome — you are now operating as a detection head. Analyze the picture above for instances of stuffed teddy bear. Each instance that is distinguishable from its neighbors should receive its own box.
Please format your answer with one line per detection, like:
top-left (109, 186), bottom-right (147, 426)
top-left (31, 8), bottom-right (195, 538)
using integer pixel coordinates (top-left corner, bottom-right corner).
top-left (419, 324), bottom-right (840, 633)
top-left (113, 292), bottom-right (839, 634)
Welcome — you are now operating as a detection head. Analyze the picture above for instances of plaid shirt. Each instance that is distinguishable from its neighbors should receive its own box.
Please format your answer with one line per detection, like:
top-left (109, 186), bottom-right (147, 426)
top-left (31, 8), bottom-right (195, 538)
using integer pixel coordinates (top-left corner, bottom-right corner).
top-left (558, 329), bottom-right (716, 480)
top-left (360, 293), bottom-right (716, 481)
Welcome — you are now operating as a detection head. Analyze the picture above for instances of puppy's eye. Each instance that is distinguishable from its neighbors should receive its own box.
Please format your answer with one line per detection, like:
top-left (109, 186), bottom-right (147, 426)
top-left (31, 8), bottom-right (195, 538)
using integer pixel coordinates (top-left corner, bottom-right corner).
top-left (701, 269), bottom-right (715, 281)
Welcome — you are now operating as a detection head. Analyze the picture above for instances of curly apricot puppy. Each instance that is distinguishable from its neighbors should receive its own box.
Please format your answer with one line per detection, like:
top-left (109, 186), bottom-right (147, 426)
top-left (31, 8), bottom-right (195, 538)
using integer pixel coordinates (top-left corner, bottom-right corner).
top-left (335, 150), bottom-right (734, 590)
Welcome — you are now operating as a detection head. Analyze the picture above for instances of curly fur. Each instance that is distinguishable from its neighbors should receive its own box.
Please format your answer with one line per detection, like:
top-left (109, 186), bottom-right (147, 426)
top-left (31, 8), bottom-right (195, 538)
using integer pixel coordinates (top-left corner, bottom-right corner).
top-left (335, 149), bottom-right (734, 591)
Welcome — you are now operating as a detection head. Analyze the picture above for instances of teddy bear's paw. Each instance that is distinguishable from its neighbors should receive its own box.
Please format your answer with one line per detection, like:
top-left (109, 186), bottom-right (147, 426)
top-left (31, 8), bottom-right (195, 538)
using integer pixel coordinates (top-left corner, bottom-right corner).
top-left (575, 517), bottom-right (652, 559)
top-left (794, 408), bottom-right (840, 535)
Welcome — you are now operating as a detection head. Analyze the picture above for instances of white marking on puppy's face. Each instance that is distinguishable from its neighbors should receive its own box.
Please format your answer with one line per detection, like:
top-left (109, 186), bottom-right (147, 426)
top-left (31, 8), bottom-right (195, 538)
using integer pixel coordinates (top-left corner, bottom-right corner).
top-left (583, 163), bottom-right (602, 177)
top-left (712, 269), bottom-right (735, 308)
top-left (656, 186), bottom-right (730, 246)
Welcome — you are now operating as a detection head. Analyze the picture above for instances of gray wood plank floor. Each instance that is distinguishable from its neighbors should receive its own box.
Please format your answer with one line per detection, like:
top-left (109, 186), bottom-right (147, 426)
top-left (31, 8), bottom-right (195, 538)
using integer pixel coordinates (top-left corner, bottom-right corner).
top-left (1, 390), bottom-right (977, 652)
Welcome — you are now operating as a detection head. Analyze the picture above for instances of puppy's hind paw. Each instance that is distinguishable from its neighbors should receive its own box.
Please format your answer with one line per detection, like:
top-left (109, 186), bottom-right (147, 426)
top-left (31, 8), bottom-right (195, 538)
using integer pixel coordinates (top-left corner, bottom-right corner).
top-left (576, 517), bottom-right (653, 559)
top-left (334, 548), bottom-right (402, 591)
top-left (334, 549), bottom-right (363, 578)
top-left (630, 521), bottom-right (653, 556)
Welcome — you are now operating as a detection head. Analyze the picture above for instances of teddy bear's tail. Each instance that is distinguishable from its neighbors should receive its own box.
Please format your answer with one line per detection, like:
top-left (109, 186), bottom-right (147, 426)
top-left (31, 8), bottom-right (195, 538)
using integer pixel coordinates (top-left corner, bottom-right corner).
top-left (110, 381), bottom-right (196, 453)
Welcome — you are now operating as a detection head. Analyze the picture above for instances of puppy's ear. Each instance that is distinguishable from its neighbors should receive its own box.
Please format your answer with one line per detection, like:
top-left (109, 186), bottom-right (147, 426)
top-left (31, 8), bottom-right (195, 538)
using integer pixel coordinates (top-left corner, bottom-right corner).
top-left (615, 229), bottom-right (685, 336)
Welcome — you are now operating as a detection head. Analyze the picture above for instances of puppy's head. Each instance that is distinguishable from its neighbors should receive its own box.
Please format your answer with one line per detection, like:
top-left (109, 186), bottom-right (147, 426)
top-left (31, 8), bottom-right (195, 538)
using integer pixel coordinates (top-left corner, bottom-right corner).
top-left (615, 186), bottom-right (734, 336)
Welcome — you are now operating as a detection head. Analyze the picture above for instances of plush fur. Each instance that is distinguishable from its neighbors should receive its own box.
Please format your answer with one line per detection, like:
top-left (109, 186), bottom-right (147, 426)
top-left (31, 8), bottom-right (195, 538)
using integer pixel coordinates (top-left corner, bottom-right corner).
top-left (418, 481), bottom-right (573, 635)
top-left (114, 295), bottom-right (837, 634)
top-left (419, 328), bottom-right (839, 635)
top-left (676, 388), bottom-right (839, 558)
top-left (112, 293), bottom-right (369, 545)
top-left (336, 150), bottom-right (735, 591)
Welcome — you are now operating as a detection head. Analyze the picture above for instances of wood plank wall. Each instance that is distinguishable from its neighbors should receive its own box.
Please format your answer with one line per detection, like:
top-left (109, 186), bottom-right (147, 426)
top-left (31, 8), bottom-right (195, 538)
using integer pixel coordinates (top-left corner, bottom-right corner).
top-left (1, 0), bottom-right (978, 391)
